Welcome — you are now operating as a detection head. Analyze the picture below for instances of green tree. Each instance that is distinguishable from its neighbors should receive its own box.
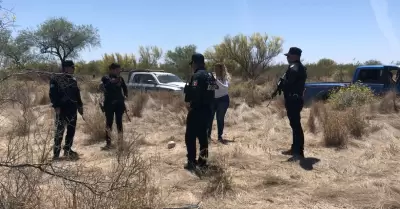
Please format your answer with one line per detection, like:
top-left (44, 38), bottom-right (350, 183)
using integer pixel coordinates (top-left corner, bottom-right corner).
top-left (216, 33), bottom-right (283, 79)
top-left (0, 30), bottom-right (34, 69)
top-left (163, 44), bottom-right (197, 79)
top-left (364, 59), bottom-right (382, 65)
top-left (21, 17), bottom-right (101, 63)
top-left (137, 45), bottom-right (162, 69)
top-left (0, 1), bottom-right (16, 31)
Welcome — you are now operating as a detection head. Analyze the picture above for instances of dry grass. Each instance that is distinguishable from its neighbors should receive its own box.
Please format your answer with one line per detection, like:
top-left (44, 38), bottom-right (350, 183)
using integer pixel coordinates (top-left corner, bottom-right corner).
top-left (1, 75), bottom-right (400, 209)
top-left (129, 91), bottom-right (149, 118)
top-left (82, 106), bottom-right (106, 145)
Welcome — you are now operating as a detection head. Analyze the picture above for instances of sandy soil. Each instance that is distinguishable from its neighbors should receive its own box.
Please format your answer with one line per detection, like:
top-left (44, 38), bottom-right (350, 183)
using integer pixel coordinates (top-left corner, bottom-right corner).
top-left (1, 90), bottom-right (400, 209)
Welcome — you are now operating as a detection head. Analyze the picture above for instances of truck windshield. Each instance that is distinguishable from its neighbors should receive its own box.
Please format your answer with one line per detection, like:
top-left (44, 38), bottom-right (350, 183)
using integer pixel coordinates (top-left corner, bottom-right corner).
top-left (156, 74), bottom-right (183, 83)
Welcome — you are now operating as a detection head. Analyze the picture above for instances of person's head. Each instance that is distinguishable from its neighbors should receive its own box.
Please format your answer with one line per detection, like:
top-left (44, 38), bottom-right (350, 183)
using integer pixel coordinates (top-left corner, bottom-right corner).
top-left (61, 60), bottom-right (75, 74)
top-left (189, 53), bottom-right (205, 72)
top-left (214, 63), bottom-right (230, 80)
top-left (284, 47), bottom-right (302, 63)
top-left (108, 63), bottom-right (121, 75)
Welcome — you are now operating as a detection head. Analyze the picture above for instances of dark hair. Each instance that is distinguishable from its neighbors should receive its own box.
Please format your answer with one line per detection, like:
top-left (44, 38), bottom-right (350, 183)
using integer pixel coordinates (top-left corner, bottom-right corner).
top-left (109, 63), bottom-right (121, 70)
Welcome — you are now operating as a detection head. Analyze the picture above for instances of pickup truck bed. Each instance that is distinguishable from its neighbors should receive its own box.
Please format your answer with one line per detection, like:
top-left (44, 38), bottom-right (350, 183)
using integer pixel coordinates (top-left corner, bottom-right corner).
top-left (303, 82), bottom-right (350, 103)
top-left (302, 64), bottom-right (400, 105)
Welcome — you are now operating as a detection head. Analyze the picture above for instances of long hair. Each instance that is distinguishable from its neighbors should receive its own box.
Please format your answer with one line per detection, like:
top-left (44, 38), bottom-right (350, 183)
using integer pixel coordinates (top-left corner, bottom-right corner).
top-left (214, 63), bottom-right (231, 82)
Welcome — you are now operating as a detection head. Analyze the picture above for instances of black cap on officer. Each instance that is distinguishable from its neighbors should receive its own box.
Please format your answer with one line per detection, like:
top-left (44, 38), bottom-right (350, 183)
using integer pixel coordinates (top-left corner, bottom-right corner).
top-left (189, 53), bottom-right (205, 65)
top-left (62, 60), bottom-right (75, 68)
top-left (284, 47), bottom-right (302, 57)
top-left (109, 63), bottom-right (121, 70)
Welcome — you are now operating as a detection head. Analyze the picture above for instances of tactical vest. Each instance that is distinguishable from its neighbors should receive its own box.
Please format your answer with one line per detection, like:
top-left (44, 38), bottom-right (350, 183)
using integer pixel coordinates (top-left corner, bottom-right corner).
top-left (204, 72), bottom-right (218, 104)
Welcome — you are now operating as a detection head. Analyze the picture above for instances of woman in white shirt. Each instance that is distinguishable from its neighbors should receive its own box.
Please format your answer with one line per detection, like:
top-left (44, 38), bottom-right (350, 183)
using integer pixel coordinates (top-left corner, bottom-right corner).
top-left (207, 63), bottom-right (230, 143)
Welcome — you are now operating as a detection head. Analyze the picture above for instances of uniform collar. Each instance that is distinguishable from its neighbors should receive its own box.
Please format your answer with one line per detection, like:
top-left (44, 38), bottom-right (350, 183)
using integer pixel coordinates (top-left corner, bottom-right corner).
top-left (194, 68), bottom-right (206, 73)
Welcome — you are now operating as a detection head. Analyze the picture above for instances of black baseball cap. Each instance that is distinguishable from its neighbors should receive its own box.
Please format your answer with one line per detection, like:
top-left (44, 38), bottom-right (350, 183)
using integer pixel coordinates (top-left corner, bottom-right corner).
top-left (61, 60), bottom-right (75, 68)
top-left (284, 47), bottom-right (302, 56)
top-left (189, 53), bottom-right (205, 65)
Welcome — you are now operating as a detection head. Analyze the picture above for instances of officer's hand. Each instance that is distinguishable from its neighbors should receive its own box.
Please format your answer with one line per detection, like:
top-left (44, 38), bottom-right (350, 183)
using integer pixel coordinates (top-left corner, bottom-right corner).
top-left (78, 107), bottom-right (83, 115)
top-left (55, 108), bottom-right (60, 115)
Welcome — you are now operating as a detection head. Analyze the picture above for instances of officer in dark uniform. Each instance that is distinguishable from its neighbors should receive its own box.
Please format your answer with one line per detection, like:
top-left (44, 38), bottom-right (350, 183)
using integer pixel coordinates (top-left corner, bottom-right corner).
top-left (184, 53), bottom-right (217, 170)
top-left (281, 47), bottom-right (307, 161)
top-left (49, 60), bottom-right (83, 160)
top-left (100, 63), bottom-right (128, 150)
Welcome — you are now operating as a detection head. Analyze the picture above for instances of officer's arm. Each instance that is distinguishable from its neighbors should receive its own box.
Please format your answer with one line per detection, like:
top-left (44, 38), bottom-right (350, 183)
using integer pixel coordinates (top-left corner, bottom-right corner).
top-left (49, 77), bottom-right (61, 108)
top-left (101, 76), bottom-right (112, 90)
top-left (284, 65), bottom-right (300, 86)
top-left (121, 77), bottom-right (128, 98)
top-left (76, 84), bottom-right (83, 108)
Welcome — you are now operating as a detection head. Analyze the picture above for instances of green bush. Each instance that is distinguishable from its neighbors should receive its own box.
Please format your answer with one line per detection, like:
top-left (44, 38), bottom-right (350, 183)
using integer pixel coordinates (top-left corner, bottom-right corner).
top-left (328, 82), bottom-right (374, 110)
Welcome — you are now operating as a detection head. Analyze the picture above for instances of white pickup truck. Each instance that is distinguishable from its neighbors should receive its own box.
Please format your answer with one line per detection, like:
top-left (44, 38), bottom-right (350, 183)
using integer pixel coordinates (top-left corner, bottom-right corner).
top-left (124, 69), bottom-right (186, 93)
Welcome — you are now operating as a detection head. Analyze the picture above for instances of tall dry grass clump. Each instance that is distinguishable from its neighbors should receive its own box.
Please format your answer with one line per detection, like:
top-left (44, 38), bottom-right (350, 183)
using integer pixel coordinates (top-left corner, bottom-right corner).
top-left (129, 91), bottom-right (149, 118)
top-left (202, 152), bottom-right (234, 199)
top-left (307, 101), bottom-right (325, 134)
top-left (229, 81), bottom-right (269, 107)
top-left (148, 91), bottom-right (186, 113)
top-left (377, 90), bottom-right (398, 114)
top-left (344, 107), bottom-right (368, 138)
top-left (82, 106), bottom-right (106, 145)
top-left (321, 108), bottom-right (348, 148)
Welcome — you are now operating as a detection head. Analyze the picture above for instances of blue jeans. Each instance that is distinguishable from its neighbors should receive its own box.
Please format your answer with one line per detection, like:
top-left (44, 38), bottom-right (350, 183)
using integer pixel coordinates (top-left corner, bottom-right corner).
top-left (207, 95), bottom-right (230, 140)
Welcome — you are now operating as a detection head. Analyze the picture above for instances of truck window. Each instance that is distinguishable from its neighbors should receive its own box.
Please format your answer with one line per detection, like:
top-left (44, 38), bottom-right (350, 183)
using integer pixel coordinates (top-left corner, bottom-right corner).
top-left (139, 74), bottom-right (156, 84)
top-left (357, 69), bottom-right (383, 84)
top-left (131, 74), bottom-right (142, 83)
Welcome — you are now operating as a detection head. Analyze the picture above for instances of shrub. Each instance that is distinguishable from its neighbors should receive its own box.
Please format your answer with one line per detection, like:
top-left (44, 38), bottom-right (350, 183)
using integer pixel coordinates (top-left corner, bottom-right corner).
top-left (328, 82), bottom-right (374, 110)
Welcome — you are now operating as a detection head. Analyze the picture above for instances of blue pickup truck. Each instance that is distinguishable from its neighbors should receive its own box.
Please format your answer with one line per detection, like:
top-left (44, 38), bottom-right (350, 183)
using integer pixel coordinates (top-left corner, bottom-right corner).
top-left (303, 65), bottom-right (400, 104)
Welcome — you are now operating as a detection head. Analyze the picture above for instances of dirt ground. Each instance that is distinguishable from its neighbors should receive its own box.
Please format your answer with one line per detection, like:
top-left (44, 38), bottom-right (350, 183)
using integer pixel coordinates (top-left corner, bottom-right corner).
top-left (1, 85), bottom-right (400, 209)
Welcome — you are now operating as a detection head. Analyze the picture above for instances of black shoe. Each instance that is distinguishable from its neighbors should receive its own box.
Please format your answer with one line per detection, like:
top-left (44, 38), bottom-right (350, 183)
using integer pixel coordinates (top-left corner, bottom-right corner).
top-left (184, 162), bottom-right (197, 171)
top-left (218, 138), bottom-right (228, 144)
top-left (52, 156), bottom-right (60, 161)
top-left (101, 143), bottom-right (114, 150)
top-left (64, 150), bottom-right (78, 158)
top-left (287, 154), bottom-right (304, 162)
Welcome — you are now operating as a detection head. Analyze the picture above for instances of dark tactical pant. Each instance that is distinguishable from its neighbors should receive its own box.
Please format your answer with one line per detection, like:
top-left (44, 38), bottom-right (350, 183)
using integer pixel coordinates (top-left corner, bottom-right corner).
top-left (285, 96), bottom-right (304, 156)
top-left (54, 108), bottom-right (78, 157)
top-left (104, 101), bottom-right (125, 145)
top-left (207, 95), bottom-right (230, 140)
top-left (185, 106), bottom-right (211, 166)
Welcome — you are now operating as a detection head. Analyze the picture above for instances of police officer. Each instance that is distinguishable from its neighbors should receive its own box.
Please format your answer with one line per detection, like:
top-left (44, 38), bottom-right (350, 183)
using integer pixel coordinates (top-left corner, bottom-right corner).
top-left (184, 53), bottom-right (217, 170)
top-left (281, 47), bottom-right (307, 161)
top-left (49, 60), bottom-right (83, 160)
top-left (100, 63), bottom-right (128, 150)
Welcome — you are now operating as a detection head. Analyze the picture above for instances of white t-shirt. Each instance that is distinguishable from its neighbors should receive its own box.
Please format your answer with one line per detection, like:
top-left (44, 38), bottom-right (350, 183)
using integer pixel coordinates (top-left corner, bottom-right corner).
top-left (215, 78), bottom-right (229, 98)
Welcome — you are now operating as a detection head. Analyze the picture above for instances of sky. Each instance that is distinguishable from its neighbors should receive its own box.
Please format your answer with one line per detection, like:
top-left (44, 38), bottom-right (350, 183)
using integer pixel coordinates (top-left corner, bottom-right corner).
top-left (2, 0), bottom-right (400, 64)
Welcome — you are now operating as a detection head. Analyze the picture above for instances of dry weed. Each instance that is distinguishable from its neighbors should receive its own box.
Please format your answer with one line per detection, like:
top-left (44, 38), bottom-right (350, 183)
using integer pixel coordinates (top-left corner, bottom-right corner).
top-left (202, 152), bottom-right (234, 199)
top-left (130, 91), bottom-right (149, 118)
top-left (272, 96), bottom-right (286, 118)
top-left (321, 110), bottom-right (348, 148)
top-left (344, 107), bottom-right (368, 138)
top-left (378, 91), bottom-right (398, 114)
top-left (82, 107), bottom-right (106, 145)
top-left (307, 101), bottom-right (324, 134)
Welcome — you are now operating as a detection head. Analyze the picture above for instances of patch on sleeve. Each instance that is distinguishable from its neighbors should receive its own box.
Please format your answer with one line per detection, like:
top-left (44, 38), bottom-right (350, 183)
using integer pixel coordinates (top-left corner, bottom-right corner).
top-left (290, 64), bottom-right (299, 71)
top-left (192, 80), bottom-right (198, 86)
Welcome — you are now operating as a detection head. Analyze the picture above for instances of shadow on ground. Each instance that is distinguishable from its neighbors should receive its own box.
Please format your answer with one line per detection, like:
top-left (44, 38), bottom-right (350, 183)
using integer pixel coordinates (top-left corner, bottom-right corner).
top-left (299, 157), bottom-right (320, 171)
